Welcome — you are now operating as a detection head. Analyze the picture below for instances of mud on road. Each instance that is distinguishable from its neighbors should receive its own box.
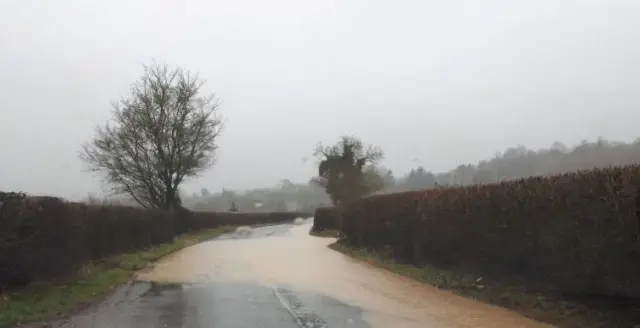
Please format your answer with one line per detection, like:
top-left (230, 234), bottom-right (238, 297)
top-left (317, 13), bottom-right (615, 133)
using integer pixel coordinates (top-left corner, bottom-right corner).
top-left (53, 219), bottom-right (551, 328)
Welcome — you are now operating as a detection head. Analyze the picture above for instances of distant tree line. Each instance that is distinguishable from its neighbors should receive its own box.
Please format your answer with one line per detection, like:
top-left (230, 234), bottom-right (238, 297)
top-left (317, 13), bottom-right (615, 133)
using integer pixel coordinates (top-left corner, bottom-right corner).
top-left (177, 136), bottom-right (640, 212)
top-left (180, 182), bottom-right (331, 213)
top-left (387, 137), bottom-right (640, 193)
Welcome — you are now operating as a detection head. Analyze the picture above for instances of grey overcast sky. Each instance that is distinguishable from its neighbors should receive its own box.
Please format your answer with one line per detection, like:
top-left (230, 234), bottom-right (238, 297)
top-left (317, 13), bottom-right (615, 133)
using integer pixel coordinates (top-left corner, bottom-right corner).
top-left (1, 0), bottom-right (640, 199)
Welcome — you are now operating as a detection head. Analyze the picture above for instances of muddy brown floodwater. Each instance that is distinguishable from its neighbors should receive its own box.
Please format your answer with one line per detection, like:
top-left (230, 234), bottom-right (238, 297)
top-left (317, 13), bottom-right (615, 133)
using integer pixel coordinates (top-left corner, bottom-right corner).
top-left (137, 221), bottom-right (553, 328)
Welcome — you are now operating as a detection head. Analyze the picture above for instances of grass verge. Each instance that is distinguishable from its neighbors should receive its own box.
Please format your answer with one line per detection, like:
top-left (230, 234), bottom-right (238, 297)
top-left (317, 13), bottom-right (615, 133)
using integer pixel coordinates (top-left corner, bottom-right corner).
top-left (0, 226), bottom-right (236, 328)
top-left (329, 241), bottom-right (640, 328)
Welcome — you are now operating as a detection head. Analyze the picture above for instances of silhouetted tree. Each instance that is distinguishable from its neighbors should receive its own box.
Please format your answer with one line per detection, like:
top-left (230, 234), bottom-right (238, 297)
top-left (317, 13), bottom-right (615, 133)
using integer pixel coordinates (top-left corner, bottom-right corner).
top-left (279, 179), bottom-right (296, 190)
top-left (313, 135), bottom-right (384, 205)
top-left (80, 62), bottom-right (223, 209)
top-left (229, 201), bottom-right (239, 212)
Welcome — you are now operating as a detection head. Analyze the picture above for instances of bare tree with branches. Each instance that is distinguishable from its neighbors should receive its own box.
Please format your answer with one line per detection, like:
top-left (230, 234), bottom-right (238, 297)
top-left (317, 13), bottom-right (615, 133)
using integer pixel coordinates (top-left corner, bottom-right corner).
top-left (80, 62), bottom-right (223, 210)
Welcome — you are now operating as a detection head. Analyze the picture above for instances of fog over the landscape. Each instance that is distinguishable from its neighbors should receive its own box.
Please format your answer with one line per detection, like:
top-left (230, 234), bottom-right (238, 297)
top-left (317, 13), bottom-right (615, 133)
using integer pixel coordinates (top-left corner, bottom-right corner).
top-left (1, 0), bottom-right (640, 200)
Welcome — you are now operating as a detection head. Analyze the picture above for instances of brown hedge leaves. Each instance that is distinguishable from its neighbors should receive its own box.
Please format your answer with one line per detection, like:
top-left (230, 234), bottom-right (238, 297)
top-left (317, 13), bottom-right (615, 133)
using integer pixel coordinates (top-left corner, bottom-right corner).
top-left (338, 165), bottom-right (640, 297)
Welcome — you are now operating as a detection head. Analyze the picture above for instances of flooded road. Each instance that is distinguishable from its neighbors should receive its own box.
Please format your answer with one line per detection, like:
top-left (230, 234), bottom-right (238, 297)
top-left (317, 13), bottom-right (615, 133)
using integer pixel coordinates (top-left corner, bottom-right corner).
top-left (62, 219), bottom-right (553, 328)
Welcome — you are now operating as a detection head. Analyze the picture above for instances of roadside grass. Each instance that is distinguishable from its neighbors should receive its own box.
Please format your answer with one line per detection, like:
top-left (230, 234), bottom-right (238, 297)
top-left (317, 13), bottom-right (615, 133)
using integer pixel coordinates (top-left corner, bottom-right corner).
top-left (329, 241), bottom-right (640, 328)
top-left (0, 226), bottom-right (236, 328)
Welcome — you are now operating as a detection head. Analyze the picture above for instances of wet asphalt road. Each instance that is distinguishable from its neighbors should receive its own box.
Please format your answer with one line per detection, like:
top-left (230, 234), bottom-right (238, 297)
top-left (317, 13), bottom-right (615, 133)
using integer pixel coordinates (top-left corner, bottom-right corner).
top-left (61, 281), bottom-right (370, 328)
top-left (59, 221), bottom-right (371, 328)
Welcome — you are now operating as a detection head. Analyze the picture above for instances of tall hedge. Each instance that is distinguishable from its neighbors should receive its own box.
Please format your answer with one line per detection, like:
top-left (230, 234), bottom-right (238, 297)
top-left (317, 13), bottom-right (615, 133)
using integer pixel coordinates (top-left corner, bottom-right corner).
top-left (0, 196), bottom-right (175, 291)
top-left (310, 206), bottom-right (342, 233)
top-left (0, 193), bottom-right (310, 292)
top-left (0, 196), bottom-right (88, 287)
top-left (339, 165), bottom-right (640, 297)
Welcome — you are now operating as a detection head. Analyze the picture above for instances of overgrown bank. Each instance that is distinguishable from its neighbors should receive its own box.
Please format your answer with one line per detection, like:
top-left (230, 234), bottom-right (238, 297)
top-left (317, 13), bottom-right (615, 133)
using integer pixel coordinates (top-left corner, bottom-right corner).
top-left (312, 165), bottom-right (640, 327)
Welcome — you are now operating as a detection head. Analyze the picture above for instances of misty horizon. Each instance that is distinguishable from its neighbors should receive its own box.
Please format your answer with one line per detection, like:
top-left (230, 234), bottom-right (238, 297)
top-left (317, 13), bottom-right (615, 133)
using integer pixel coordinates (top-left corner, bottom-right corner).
top-left (2, 0), bottom-right (640, 200)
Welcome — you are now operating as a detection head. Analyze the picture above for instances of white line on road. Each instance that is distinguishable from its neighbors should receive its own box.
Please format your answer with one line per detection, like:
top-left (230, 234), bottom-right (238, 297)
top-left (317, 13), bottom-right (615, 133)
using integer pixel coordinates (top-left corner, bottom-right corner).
top-left (272, 286), bottom-right (328, 328)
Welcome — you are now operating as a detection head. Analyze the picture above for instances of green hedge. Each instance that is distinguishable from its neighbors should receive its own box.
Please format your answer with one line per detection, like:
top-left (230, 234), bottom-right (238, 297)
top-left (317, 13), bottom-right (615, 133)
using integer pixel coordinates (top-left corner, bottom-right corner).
top-left (339, 166), bottom-right (640, 297)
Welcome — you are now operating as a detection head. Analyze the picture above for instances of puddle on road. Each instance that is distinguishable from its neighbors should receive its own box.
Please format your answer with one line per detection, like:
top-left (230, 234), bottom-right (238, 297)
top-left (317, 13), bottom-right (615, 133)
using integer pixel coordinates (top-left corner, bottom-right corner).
top-left (137, 220), bottom-right (552, 328)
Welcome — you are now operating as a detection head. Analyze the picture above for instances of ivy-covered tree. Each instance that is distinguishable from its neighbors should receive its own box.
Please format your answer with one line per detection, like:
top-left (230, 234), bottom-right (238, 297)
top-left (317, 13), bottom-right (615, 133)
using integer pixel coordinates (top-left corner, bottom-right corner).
top-left (313, 135), bottom-right (384, 205)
